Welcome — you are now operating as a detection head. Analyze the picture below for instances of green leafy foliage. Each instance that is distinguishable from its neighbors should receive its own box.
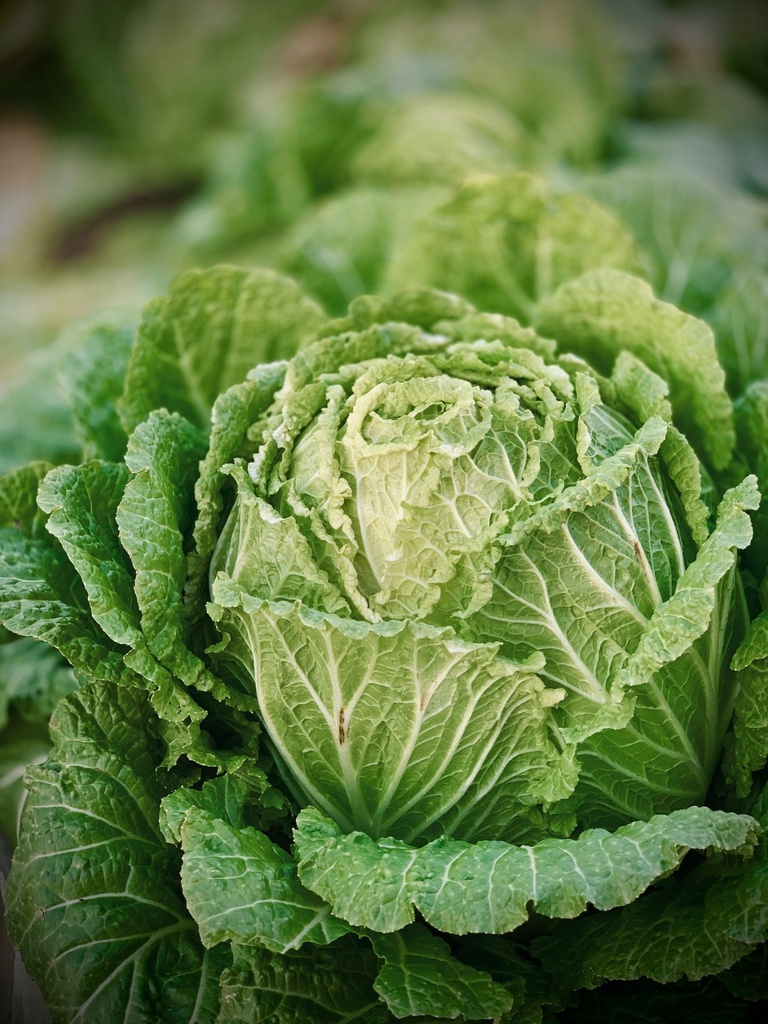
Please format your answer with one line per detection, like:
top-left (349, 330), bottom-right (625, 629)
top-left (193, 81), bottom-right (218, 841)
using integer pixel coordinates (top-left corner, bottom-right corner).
top-left (1, 151), bottom-right (766, 1020)
top-left (6, 680), bottom-right (228, 1023)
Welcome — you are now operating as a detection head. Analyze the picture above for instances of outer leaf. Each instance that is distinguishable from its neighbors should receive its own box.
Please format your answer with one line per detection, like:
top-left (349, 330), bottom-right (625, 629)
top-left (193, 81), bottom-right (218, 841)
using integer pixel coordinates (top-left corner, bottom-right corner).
top-left (6, 680), bottom-right (227, 1023)
top-left (0, 465), bottom-right (130, 684)
top-left (532, 839), bottom-right (768, 990)
top-left (57, 312), bottom-right (136, 463)
top-left (179, 810), bottom-right (512, 1021)
top-left (180, 807), bottom-right (351, 953)
top-left (218, 940), bottom-right (394, 1024)
top-left (160, 775), bottom-right (252, 844)
top-left (117, 410), bottom-right (211, 690)
top-left (723, 612), bottom-right (768, 796)
top-left (37, 461), bottom-right (141, 649)
top-left (536, 269), bottom-right (734, 471)
top-left (369, 924), bottom-right (513, 1020)
top-left (294, 805), bottom-right (759, 936)
top-left (207, 594), bottom-right (573, 844)
top-left (120, 267), bottom-right (326, 434)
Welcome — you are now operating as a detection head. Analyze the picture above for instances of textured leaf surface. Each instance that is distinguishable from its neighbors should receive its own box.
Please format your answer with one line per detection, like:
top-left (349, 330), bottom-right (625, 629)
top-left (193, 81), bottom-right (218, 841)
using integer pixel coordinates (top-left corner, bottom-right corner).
top-left (179, 809), bottom-right (511, 1020)
top-left (117, 410), bottom-right (210, 689)
top-left (186, 362), bottom-right (286, 625)
top-left (536, 269), bottom-right (734, 471)
top-left (120, 267), bottom-right (326, 433)
top-left (533, 839), bottom-right (768, 990)
top-left (369, 924), bottom-right (513, 1020)
top-left (208, 595), bottom-right (572, 844)
top-left (57, 312), bottom-right (136, 462)
top-left (6, 680), bottom-right (227, 1023)
top-left (218, 941), bottom-right (393, 1024)
top-left (180, 807), bottom-right (351, 953)
top-left (294, 805), bottom-right (759, 935)
top-left (0, 465), bottom-right (130, 683)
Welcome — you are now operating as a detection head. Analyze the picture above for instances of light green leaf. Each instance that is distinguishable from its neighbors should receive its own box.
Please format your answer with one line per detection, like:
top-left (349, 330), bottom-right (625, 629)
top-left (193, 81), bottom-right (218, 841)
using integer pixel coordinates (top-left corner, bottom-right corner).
top-left (120, 267), bottom-right (327, 434)
top-left (536, 269), bottom-right (734, 471)
top-left (207, 595), bottom-right (573, 845)
top-left (179, 806), bottom-right (513, 1021)
top-left (213, 462), bottom-right (348, 616)
top-left (6, 680), bottom-right (227, 1023)
top-left (38, 461), bottom-right (140, 648)
top-left (294, 805), bottom-right (759, 936)
top-left (160, 774), bottom-right (252, 844)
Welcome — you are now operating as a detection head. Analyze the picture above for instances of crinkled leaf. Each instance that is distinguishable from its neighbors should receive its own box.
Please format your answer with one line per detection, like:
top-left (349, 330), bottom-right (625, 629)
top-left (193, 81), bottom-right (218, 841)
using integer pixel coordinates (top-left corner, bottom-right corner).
top-left (6, 680), bottom-right (227, 1023)
top-left (186, 361), bottom-right (287, 627)
top-left (120, 267), bottom-right (326, 434)
top-left (117, 410), bottom-right (211, 690)
top-left (369, 924), bottom-right (513, 1020)
top-left (385, 172), bottom-right (643, 323)
top-left (294, 805), bottom-right (759, 935)
top-left (57, 311), bottom-right (137, 462)
top-left (179, 808), bottom-right (511, 1021)
top-left (160, 775), bottom-right (252, 844)
top-left (37, 461), bottom-right (140, 648)
top-left (0, 465), bottom-right (130, 684)
top-left (218, 940), bottom-right (393, 1024)
top-left (180, 807), bottom-right (351, 953)
top-left (532, 837), bottom-right (768, 990)
top-left (723, 612), bottom-right (768, 796)
top-left (536, 269), bottom-right (734, 471)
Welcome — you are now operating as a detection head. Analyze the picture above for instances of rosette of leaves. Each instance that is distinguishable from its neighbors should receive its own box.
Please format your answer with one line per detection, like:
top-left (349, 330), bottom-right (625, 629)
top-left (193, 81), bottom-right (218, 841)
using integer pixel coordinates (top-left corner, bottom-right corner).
top-left (1, 255), bottom-right (766, 1020)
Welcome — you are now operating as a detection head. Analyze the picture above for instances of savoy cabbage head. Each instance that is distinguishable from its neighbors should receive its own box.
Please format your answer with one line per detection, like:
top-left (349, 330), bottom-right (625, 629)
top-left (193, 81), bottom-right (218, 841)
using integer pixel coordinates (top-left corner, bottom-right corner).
top-left (0, 249), bottom-right (766, 1019)
top-left (207, 287), bottom-right (753, 844)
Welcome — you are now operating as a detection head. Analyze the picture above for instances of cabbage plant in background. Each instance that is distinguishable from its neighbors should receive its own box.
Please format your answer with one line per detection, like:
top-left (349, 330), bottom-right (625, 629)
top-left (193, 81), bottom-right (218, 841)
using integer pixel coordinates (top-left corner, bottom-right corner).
top-left (0, 216), bottom-right (766, 1018)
